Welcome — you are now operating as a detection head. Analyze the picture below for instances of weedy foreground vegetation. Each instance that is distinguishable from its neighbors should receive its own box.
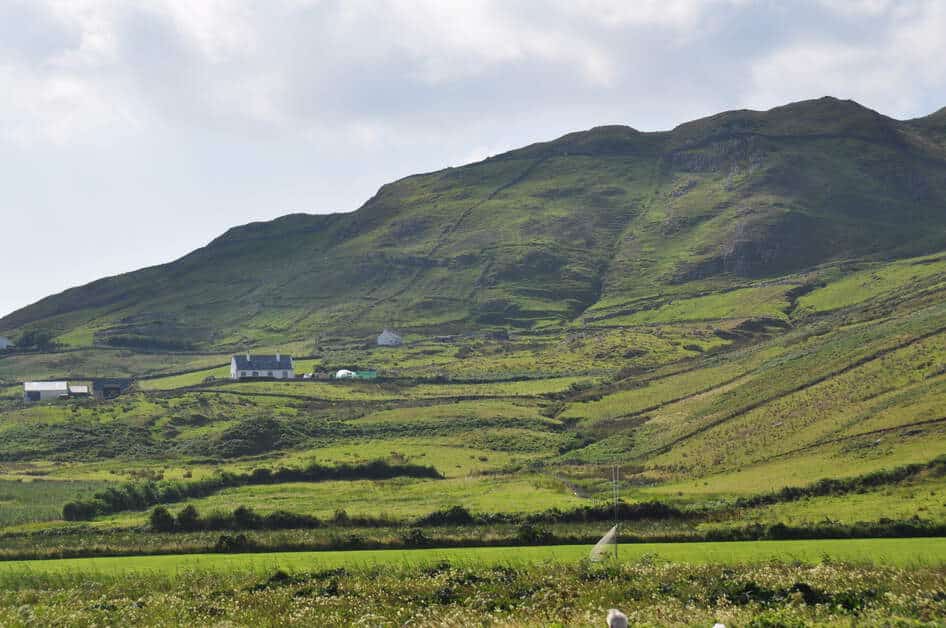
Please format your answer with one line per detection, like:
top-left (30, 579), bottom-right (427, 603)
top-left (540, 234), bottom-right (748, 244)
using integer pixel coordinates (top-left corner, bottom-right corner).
top-left (3, 555), bottom-right (946, 626)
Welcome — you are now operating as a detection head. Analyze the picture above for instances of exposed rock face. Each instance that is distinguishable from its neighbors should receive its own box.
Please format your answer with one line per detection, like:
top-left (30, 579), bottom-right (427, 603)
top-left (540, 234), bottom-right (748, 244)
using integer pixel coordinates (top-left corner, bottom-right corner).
top-left (674, 211), bottom-right (834, 281)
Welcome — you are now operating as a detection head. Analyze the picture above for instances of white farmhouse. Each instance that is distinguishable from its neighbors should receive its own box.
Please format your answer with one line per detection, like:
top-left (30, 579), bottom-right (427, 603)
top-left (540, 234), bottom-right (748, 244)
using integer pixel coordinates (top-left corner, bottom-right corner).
top-left (0, 336), bottom-right (13, 350)
top-left (230, 354), bottom-right (294, 380)
top-left (377, 329), bottom-right (403, 346)
top-left (24, 381), bottom-right (69, 402)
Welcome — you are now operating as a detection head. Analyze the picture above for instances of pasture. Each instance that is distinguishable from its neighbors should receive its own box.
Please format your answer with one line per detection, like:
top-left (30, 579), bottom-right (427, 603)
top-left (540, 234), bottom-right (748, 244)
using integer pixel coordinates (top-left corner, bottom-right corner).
top-left (2, 538), bottom-right (945, 577)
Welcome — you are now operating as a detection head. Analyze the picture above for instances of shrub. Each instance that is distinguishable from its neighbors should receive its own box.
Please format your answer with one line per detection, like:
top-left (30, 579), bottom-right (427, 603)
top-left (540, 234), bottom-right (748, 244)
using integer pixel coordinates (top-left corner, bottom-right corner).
top-left (415, 506), bottom-right (475, 526)
top-left (516, 523), bottom-right (553, 545)
top-left (233, 506), bottom-right (262, 529)
top-left (149, 506), bottom-right (176, 532)
top-left (213, 533), bottom-right (254, 553)
top-left (176, 505), bottom-right (201, 531)
top-left (402, 528), bottom-right (431, 547)
top-left (62, 500), bottom-right (101, 521)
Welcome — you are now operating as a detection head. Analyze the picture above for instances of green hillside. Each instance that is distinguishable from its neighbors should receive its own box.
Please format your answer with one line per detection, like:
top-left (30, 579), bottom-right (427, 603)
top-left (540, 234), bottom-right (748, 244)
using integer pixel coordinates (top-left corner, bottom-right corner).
top-left (3, 97), bottom-right (946, 562)
top-left (4, 97), bottom-right (946, 350)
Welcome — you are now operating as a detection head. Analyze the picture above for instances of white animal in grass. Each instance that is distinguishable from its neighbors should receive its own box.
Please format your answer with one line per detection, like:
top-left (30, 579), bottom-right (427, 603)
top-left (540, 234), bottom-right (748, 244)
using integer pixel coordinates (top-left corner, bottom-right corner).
top-left (606, 609), bottom-right (723, 627)
top-left (607, 608), bottom-right (628, 628)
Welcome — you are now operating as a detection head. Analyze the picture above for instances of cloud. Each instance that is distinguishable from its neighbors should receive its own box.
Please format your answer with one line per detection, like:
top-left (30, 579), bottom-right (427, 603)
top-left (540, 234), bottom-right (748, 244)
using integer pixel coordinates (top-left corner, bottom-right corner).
top-left (1, 1), bottom-right (945, 318)
top-left (4, 0), bottom-right (945, 148)
top-left (747, 1), bottom-right (946, 117)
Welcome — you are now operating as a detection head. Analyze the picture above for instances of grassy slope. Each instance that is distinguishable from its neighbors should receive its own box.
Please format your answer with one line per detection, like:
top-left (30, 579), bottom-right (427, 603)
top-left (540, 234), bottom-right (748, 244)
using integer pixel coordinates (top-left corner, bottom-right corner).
top-left (4, 247), bottom-right (946, 535)
top-left (4, 99), bottom-right (946, 542)
top-left (4, 98), bottom-right (946, 351)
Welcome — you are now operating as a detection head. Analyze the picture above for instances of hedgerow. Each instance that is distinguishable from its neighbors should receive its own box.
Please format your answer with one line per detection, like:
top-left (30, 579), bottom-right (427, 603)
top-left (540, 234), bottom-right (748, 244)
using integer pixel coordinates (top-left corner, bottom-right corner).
top-left (63, 460), bottom-right (442, 521)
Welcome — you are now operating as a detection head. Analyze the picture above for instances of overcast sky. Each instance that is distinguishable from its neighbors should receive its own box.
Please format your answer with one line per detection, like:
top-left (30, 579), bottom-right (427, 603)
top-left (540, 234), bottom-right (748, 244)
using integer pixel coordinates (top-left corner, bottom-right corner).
top-left (2, 0), bottom-right (945, 319)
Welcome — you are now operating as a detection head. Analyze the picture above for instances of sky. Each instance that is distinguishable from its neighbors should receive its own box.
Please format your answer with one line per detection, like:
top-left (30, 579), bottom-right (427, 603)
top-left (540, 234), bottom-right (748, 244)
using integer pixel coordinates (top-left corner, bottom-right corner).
top-left (2, 0), bottom-right (946, 320)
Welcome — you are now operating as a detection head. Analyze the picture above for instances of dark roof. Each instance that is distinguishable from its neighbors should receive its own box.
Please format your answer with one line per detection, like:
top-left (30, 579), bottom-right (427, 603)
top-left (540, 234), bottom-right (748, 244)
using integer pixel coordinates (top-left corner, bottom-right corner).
top-left (233, 355), bottom-right (294, 371)
top-left (92, 378), bottom-right (133, 392)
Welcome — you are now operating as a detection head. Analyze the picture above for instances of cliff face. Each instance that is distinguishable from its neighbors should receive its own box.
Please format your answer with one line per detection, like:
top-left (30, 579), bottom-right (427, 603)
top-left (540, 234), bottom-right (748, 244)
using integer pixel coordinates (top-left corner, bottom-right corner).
top-left (4, 97), bottom-right (946, 348)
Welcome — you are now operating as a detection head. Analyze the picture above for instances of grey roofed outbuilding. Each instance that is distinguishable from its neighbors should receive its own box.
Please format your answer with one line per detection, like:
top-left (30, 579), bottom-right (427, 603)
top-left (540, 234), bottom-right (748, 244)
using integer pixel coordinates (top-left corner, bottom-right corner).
top-left (233, 355), bottom-right (293, 371)
top-left (24, 381), bottom-right (69, 392)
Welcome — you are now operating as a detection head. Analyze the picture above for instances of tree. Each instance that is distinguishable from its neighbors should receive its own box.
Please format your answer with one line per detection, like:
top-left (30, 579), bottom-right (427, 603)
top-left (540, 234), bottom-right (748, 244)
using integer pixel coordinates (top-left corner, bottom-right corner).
top-left (176, 504), bottom-right (201, 531)
top-left (18, 329), bottom-right (56, 351)
top-left (62, 500), bottom-right (100, 521)
top-left (149, 506), bottom-right (176, 532)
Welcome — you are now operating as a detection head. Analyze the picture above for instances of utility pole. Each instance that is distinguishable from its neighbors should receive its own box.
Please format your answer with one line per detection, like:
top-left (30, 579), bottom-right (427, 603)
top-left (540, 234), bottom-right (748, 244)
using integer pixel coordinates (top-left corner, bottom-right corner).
top-left (612, 465), bottom-right (619, 561)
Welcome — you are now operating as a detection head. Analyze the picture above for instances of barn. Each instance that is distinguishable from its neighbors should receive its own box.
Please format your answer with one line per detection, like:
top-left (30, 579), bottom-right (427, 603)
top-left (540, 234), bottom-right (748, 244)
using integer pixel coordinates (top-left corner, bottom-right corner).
top-left (23, 381), bottom-right (69, 402)
top-left (231, 354), bottom-right (295, 380)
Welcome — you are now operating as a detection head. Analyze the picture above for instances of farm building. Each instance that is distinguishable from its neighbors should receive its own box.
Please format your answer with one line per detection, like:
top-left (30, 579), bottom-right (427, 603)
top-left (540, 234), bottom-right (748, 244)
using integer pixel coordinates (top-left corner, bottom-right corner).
top-left (23, 381), bottom-right (69, 402)
top-left (93, 378), bottom-right (133, 401)
top-left (0, 336), bottom-right (13, 350)
top-left (377, 329), bottom-right (403, 346)
top-left (68, 384), bottom-right (90, 398)
top-left (335, 369), bottom-right (356, 379)
top-left (231, 354), bottom-right (294, 380)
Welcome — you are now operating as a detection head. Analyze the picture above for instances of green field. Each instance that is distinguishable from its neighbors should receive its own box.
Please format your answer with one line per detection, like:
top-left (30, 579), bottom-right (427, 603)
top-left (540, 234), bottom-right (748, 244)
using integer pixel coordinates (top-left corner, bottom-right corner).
top-left (3, 538), bottom-right (944, 577)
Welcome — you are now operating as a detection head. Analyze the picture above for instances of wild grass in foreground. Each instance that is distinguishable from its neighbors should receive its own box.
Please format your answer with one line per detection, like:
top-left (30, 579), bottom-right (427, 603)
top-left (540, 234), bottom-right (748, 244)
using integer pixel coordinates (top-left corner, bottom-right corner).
top-left (1, 559), bottom-right (945, 626)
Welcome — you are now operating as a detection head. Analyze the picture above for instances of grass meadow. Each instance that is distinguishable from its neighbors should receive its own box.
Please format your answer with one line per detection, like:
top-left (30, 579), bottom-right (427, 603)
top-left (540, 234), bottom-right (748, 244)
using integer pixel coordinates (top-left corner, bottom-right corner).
top-left (0, 479), bottom-right (106, 527)
top-left (3, 538), bottom-right (945, 576)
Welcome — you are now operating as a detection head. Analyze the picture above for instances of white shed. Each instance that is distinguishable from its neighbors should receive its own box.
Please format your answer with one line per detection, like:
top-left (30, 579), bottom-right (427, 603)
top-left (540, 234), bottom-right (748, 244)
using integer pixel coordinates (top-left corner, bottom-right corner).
top-left (335, 369), bottom-right (356, 379)
top-left (68, 384), bottom-right (90, 397)
top-left (24, 381), bottom-right (69, 402)
top-left (377, 329), bottom-right (403, 346)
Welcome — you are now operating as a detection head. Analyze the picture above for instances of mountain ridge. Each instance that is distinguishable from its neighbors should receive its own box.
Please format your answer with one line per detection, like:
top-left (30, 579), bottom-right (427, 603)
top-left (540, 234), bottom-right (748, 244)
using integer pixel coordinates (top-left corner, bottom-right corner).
top-left (4, 96), bottom-right (946, 349)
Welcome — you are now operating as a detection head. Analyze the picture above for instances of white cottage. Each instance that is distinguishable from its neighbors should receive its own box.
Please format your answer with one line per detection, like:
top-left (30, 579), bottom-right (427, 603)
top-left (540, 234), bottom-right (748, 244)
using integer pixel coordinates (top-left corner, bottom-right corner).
top-left (377, 329), bottom-right (403, 346)
top-left (230, 354), bottom-right (295, 380)
top-left (24, 381), bottom-right (69, 402)
top-left (0, 337), bottom-right (13, 350)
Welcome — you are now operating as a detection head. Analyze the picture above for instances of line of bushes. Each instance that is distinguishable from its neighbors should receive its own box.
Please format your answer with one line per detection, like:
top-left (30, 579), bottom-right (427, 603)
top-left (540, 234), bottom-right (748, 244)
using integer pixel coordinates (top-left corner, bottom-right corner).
top-left (40, 506), bottom-right (946, 562)
top-left (62, 460), bottom-right (443, 521)
top-left (701, 518), bottom-right (946, 542)
top-left (146, 501), bottom-right (686, 533)
top-left (413, 501), bottom-right (685, 526)
top-left (149, 505), bottom-right (415, 532)
top-left (734, 455), bottom-right (946, 509)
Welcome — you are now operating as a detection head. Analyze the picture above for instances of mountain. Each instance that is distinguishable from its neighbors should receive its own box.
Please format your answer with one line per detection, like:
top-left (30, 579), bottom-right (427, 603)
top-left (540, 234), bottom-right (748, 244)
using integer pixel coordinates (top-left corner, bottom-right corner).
top-left (4, 96), bottom-right (946, 350)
